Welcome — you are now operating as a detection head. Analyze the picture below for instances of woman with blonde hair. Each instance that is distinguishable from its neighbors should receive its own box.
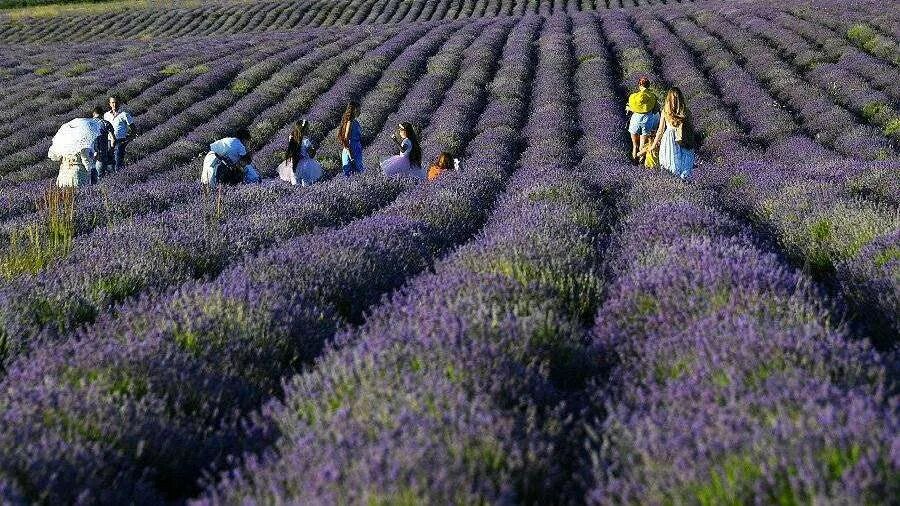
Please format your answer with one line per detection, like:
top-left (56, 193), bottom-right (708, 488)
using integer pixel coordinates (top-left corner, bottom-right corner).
top-left (643, 87), bottom-right (696, 180)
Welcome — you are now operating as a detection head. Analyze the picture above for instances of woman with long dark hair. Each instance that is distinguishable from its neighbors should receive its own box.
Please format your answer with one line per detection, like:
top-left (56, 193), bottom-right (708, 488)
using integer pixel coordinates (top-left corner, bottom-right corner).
top-left (643, 87), bottom-right (696, 180)
top-left (380, 122), bottom-right (424, 179)
top-left (338, 101), bottom-right (365, 177)
top-left (278, 120), bottom-right (322, 186)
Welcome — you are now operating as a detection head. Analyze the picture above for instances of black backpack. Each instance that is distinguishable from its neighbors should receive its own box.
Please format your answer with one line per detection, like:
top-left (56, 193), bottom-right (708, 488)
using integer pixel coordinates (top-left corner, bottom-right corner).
top-left (214, 154), bottom-right (244, 185)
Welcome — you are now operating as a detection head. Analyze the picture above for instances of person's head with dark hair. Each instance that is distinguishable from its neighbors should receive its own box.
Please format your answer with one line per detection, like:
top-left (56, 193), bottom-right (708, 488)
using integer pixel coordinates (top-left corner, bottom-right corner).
top-left (398, 122), bottom-right (421, 167)
top-left (92, 105), bottom-right (105, 118)
top-left (338, 101), bottom-right (360, 148)
top-left (638, 76), bottom-right (651, 90)
top-left (236, 128), bottom-right (251, 145)
top-left (108, 95), bottom-right (121, 113)
top-left (433, 151), bottom-right (453, 171)
top-left (287, 121), bottom-right (308, 162)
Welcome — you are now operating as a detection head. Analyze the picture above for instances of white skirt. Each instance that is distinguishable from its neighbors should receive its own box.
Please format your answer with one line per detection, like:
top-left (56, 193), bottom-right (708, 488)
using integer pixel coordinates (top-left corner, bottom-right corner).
top-left (381, 154), bottom-right (424, 180)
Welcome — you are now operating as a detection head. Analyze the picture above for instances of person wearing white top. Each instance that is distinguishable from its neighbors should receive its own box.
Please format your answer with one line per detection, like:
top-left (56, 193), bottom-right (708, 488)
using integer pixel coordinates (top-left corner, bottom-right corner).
top-left (103, 95), bottom-right (134, 172)
top-left (201, 129), bottom-right (257, 187)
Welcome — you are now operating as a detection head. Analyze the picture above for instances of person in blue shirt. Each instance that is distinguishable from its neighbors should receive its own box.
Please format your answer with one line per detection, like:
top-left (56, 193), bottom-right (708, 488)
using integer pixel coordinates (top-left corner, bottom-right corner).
top-left (90, 106), bottom-right (113, 183)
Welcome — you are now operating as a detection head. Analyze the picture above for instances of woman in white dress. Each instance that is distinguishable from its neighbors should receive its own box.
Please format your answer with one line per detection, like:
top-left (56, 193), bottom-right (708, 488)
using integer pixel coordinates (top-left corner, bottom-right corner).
top-left (54, 148), bottom-right (95, 188)
top-left (380, 122), bottom-right (424, 179)
top-left (49, 118), bottom-right (99, 188)
top-left (278, 120), bottom-right (323, 186)
top-left (645, 87), bottom-right (696, 180)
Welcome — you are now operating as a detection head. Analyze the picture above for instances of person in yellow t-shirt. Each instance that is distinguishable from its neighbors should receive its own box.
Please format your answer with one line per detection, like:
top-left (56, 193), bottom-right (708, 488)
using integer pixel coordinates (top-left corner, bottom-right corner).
top-left (626, 76), bottom-right (661, 163)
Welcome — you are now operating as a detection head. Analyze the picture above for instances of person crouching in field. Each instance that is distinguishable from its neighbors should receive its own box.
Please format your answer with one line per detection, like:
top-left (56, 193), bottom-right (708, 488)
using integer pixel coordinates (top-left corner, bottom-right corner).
top-left (278, 120), bottom-right (323, 186)
top-left (626, 76), bottom-right (660, 164)
top-left (381, 122), bottom-right (424, 179)
top-left (201, 129), bottom-right (261, 187)
top-left (427, 151), bottom-right (453, 181)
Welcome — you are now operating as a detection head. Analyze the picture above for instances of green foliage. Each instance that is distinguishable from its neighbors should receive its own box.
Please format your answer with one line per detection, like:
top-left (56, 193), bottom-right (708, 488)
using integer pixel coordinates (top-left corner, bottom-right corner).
top-left (230, 78), bottom-right (251, 95)
top-left (846, 24), bottom-right (875, 46)
top-left (873, 246), bottom-right (900, 269)
top-left (653, 355), bottom-right (694, 383)
top-left (87, 273), bottom-right (143, 305)
top-left (366, 489), bottom-right (424, 506)
top-left (0, 187), bottom-right (76, 279)
top-left (33, 66), bottom-right (53, 75)
top-left (1, 0), bottom-right (112, 7)
top-left (728, 173), bottom-right (749, 189)
top-left (884, 118), bottom-right (900, 137)
top-left (62, 61), bottom-right (91, 77)
top-left (61, 365), bottom-right (149, 399)
top-left (160, 64), bottom-right (184, 76)
top-left (861, 101), bottom-right (886, 121)
top-left (820, 444), bottom-right (862, 482)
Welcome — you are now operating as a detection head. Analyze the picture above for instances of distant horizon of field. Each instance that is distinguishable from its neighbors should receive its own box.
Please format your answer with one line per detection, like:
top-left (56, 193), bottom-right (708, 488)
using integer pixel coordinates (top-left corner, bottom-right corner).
top-left (0, 0), bottom-right (897, 504)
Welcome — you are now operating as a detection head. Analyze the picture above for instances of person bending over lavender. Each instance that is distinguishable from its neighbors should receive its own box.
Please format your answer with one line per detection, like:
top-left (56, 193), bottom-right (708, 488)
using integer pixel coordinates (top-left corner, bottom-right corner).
top-left (643, 86), bottom-right (696, 180)
top-left (278, 119), bottom-right (323, 186)
top-left (380, 122), bottom-right (424, 180)
top-left (338, 101), bottom-right (365, 177)
top-left (90, 106), bottom-right (114, 183)
top-left (103, 95), bottom-right (135, 172)
top-left (626, 76), bottom-right (660, 163)
top-left (201, 129), bottom-right (259, 187)
top-left (49, 118), bottom-right (98, 188)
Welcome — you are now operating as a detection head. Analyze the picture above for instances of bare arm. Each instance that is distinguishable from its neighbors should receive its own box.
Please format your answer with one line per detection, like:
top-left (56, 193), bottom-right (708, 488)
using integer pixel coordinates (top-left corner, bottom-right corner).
top-left (651, 116), bottom-right (666, 147)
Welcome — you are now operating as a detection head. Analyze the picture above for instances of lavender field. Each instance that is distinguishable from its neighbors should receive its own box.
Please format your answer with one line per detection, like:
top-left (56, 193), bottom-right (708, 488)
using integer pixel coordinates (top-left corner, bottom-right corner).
top-left (0, 0), bottom-right (898, 503)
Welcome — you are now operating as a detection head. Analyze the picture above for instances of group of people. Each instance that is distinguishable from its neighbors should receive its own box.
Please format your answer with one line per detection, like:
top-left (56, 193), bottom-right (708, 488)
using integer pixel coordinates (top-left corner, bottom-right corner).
top-left (50, 96), bottom-right (134, 187)
top-left (626, 77), bottom-right (696, 180)
top-left (52, 86), bottom-right (693, 189)
top-left (202, 101), bottom-right (458, 188)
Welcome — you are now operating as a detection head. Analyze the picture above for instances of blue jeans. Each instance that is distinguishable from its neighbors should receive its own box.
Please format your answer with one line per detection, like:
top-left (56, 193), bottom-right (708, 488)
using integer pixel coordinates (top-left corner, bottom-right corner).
top-left (341, 147), bottom-right (365, 177)
top-left (113, 138), bottom-right (129, 171)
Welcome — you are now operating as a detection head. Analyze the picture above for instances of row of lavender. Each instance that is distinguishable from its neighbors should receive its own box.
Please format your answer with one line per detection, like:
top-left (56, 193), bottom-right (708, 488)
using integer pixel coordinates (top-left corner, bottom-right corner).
top-left (2, 0), bottom-right (892, 204)
top-left (584, 172), bottom-right (897, 504)
top-left (193, 9), bottom-right (899, 503)
top-left (0, 2), bottom-right (877, 222)
top-left (0, 21), bottom-right (441, 248)
top-left (0, 17), bottom-right (527, 503)
top-left (0, 0), bottom-right (686, 43)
